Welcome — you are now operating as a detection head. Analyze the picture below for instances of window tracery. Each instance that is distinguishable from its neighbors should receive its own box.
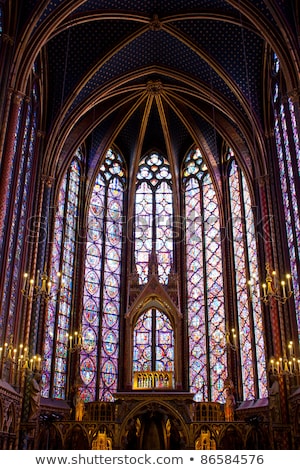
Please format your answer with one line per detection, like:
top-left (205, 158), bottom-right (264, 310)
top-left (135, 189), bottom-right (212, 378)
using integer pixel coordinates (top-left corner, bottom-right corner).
top-left (272, 52), bottom-right (300, 341)
top-left (183, 148), bottom-right (226, 402)
top-left (227, 153), bottom-right (267, 399)
top-left (132, 308), bottom-right (174, 378)
top-left (135, 153), bottom-right (173, 285)
top-left (0, 70), bottom-right (38, 345)
top-left (42, 151), bottom-right (82, 399)
top-left (80, 148), bottom-right (125, 402)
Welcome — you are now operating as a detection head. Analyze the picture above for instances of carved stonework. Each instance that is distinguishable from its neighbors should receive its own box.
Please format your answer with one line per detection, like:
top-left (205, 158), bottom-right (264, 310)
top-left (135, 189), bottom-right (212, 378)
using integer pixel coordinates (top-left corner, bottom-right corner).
top-left (149, 14), bottom-right (162, 31)
top-left (147, 79), bottom-right (163, 95)
top-left (41, 174), bottom-right (55, 188)
top-left (0, 380), bottom-right (22, 449)
top-left (287, 88), bottom-right (300, 102)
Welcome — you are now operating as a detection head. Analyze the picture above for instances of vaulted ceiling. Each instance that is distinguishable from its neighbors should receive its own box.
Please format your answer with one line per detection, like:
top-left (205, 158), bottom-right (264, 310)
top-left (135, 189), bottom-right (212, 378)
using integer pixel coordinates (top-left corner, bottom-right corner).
top-left (14, 1), bottom-right (300, 181)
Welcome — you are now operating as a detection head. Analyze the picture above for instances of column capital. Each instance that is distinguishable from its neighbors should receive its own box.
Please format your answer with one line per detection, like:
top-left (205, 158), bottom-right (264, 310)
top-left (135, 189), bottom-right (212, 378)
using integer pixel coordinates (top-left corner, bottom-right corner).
top-left (7, 88), bottom-right (25, 106)
top-left (41, 174), bottom-right (55, 188)
top-left (287, 88), bottom-right (300, 102)
top-left (2, 34), bottom-right (14, 46)
top-left (256, 173), bottom-right (270, 188)
top-left (37, 130), bottom-right (46, 139)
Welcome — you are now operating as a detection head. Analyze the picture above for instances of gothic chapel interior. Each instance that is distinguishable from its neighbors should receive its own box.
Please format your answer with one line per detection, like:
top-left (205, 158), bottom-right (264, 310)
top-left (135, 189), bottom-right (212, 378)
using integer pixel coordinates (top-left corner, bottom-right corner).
top-left (1, 0), bottom-right (300, 451)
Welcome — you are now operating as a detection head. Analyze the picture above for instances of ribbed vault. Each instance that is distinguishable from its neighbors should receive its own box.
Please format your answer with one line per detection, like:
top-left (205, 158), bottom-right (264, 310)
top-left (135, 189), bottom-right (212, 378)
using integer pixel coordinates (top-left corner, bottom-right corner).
top-left (8, 1), bottom-right (300, 184)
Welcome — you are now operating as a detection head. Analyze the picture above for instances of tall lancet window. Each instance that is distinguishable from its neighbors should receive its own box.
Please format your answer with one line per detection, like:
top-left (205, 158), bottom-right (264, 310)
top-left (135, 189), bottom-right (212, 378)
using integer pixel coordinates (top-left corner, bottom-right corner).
top-left (227, 149), bottom-right (267, 400)
top-left (0, 67), bottom-right (39, 345)
top-left (272, 52), bottom-right (300, 341)
top-left (0, 5), bottom-right (3, 42)
top-left (183, 148), bottom-right (226, 402)
top-left (134, 153), bottom-right (173, 284)
top-left (80, 148), bottom-right (125, 402)
top-left (133, 309), bottom-right (174, 373)
top-left (42, 150), bottom-right (82, 399)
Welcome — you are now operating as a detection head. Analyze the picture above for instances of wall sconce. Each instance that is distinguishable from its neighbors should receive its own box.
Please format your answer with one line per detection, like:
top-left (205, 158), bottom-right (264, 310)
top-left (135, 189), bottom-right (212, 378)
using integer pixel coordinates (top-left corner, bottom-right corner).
top-left (260, 263), bottom-right (292, 305)
top-left (22, 265), bottom-right (62, 302)
top-left (0, 335), bottom-right (42, 387)
top-left (269, 341), bottom-right (300, 377)
top-left (66, 329), bottom-right (83, 353)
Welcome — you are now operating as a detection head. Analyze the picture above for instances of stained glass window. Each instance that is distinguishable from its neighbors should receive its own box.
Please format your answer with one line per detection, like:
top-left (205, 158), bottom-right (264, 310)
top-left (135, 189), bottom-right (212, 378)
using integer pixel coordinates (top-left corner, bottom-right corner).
top-left (0, 72), bottom-right (37, 344)
top-left (0, 5), bottom-right (2, 37)
top-left (135, 153), bottom-right (173, 284)
top-left (0, 5), bottom-right (2, 38)
top-left (228, 153), bottom-right (267, 400)
top-left (133, 309), bottom-right (174, 373)
top-left (272, 52), bottom-right (300, 341)
top-left (80, 148), bottom-right (125, 402)
top-left (42, 151), bottom-right (81, 399)
top-left (183, 148), bottom-right (226, 402)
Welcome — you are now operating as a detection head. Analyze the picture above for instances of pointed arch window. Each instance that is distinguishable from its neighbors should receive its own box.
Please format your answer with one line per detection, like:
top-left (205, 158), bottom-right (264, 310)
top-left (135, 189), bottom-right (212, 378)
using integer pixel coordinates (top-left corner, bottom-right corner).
top-left (183, 148), bottom-right (226, 402)
top-left (134, 153), bottom-right (173, 285)
top-left (80, 148), bottom-right (125, 402)
top-left (0, 71), bottom-right (39, 344)
top-left (42, 150), bottom-right (82, 399)
top-left (272, 52), bottom-right (300, 341)
top-left (227, 149), bottom-right (267, 400)
top-left (133, 308), bottom-right (174, 373)
top-left (0, 5), bottom-right (2, 40)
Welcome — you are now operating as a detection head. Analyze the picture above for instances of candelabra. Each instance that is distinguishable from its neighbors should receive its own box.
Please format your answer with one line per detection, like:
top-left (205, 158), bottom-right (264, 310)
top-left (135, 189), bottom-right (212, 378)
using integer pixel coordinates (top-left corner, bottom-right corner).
top-left (0, 336), bottom-right (42, 387)
top-left (260, 263), bottom-right (292, 305)
top-left (21, 265), bottom-right (62, 302)
top-left (66, 329), bottom-right (83, 353)
top-left (269, 341), bottom-right (300, 377)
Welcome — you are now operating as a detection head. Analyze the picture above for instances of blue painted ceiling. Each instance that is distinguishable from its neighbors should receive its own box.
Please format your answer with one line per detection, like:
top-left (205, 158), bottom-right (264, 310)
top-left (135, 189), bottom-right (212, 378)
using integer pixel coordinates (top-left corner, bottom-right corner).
top-left (18, 1), bottom-right (297, 170)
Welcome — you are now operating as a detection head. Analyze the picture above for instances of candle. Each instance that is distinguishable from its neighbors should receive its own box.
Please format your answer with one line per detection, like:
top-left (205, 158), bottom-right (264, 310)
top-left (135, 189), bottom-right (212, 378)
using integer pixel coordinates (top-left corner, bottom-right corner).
top-left (286, 274), bottom-right (292, 293)
top-left (262, 283), bottom-right (267, 298)
top-left (281, 281), bottom-right (286, 298)
top-left (29, 278), bottom-right (34, 297)
top-left (232, 328), bottom-right (237, 347)
top-left (23, 272), bottom-right (28, 291)
top-left (41, 275), bottom-right (47, 293)
top-left (47, 281), bottom-right (52, 295)
top-left (247, 280), bottom-right (252, 298)
top-left (284, 358), bottom-right (289, 372)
